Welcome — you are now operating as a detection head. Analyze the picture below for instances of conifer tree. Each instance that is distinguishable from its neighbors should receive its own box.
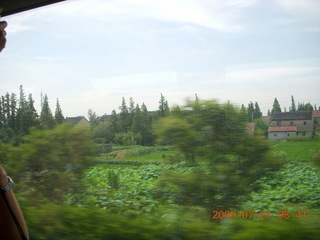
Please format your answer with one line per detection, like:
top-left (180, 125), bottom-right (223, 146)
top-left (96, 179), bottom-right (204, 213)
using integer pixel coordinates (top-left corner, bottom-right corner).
top-left (253, 102), bottom-right (262, 119)
top-left (247, 101), bottom-right (254, 122)
top-left (141, 103), bottom-right (153, 145)
top-left (40, 94), bottom-right (55, 128)
top-left (119, 97), bottom-right (129, 132)
top-left (271, 98), bottom-right (281, 116)
top-left (290, 95), bottom-right (296, 112)
top-left (55, 98), bottom-right (64, 124)
top-left (158, 93), bottom-right (169, 118)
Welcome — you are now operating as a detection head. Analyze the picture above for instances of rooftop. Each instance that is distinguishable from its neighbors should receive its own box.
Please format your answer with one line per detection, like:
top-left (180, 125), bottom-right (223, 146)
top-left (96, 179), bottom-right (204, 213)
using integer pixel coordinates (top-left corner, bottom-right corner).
top-left (272, 111), bottom-right (312, 121)
top-left (268, 126), bottom-right (297, 132)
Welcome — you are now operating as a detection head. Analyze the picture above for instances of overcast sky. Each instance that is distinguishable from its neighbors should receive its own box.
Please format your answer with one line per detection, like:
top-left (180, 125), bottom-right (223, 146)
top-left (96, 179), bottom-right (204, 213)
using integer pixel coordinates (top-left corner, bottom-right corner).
top-left (1, 0), bottom-right (320, 117)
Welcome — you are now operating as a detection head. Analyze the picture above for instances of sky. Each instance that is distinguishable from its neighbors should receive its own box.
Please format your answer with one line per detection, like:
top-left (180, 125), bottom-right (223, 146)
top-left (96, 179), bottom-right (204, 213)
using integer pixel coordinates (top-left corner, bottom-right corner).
top-left (0, 0), bottom-right (320, 117)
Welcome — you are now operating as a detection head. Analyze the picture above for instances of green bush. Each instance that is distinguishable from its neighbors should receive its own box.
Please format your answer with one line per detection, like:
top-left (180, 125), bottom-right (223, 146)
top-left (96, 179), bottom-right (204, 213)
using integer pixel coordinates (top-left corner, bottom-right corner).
top-left (24, 204), bottom-right (219, 240)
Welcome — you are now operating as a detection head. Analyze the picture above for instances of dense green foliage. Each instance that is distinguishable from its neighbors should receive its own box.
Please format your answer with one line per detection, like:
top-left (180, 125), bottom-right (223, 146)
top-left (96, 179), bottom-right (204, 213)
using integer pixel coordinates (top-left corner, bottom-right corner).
top-left (0, 86), bottom-right (64, 144)
top-left (1, 92), bottom-right (320, 239)
top-left (2, 124), bottom-right (95, 204)
top-left (154, 99), bottom-right (283, 210)
top-left (242, 159), bottom-right (320, 211)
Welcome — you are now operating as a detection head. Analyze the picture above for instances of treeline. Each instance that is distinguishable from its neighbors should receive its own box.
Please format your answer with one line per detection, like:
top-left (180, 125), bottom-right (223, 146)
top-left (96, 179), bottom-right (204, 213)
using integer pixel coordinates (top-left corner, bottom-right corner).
top-left (241, 95), bottom-right (318, 122)
top-left (88, 93), bottom-right (170, 146)
top-left (0, 85), bottom-right (64, 144)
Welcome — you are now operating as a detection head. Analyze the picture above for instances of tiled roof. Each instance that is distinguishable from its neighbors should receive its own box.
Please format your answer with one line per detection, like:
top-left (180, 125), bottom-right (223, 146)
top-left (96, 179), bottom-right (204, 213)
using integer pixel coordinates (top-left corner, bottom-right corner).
top-left (268, 126), bottom-right (297, 132)
top-left (272, 111), bottom-right (312, 121)
top-left (65, 116), bottom-right (86, 124)
top-left (262, 116), bottom-right (271, 124)
top-left (313, 110), bottom-right (320, 117)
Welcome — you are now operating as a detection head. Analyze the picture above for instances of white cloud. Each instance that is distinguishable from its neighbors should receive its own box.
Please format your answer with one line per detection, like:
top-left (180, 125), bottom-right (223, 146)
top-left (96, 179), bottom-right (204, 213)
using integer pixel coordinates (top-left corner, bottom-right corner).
top-left (275, 0), bottom-right (320, 22)
top-left (36, 0), bottom-right (258, 33)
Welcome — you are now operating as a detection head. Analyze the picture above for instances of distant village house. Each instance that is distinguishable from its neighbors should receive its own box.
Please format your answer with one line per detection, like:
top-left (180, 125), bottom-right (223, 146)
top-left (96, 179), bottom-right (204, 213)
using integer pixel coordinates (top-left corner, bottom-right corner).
top-left (65, 116), bottom-right (90, 127)
top-left (268, 111), bottom-right (319, 140)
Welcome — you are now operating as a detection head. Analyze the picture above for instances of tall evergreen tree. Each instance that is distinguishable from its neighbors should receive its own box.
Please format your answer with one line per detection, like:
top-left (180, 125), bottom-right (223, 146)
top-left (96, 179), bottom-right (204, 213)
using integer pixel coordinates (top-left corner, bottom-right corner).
top-left (40, 94), bottom-right (55, 128)
top-left (55, 98), bottom-right (64, 124)
top-left (253, 102), bottom-right (262, 119)
top-left (110, 109), bottom-right (119, 138)
top-left (141, 103), bottom-right (153, 145)
top-left (240, 104), bottom-right (247, 122)
top-left (16, 85), bottom-right (28, 135)
top-left (158, 93), bottom-right (169, 118)
top-left (27, 93), bottom-right (39, 129)
top-left (247, 101), bottom-right (254, 122)
top-left (119, 97), bottom-right (129, 132)
top-left (271, 98), bottom-right (281, 116)
top-left (132, 104), bottom-right (142, 144)
top-left (290, 95), bottom-right (296, 112)
top-left (9, 93), bottom-right (17, 131)
top-left (267, 109), bottom-right (271, 116)
top-left (128, 97), bottom-right (135, 127)
top-left (3, 93), bottom-right (10, 128)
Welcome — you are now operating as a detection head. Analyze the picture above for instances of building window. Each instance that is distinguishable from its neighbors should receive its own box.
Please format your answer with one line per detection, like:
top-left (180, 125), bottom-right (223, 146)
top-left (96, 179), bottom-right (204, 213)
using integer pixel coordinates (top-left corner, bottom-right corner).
top-left (290, 122), bottom-right (294, 126)
top-left (304, 122), bottom-right (307, 125)
top-left (274, 134), bottom-right (277, 137)
top-left (277, 121), bottom-right (281, 126)
top-left (288, 134), bottom-right (290, 136)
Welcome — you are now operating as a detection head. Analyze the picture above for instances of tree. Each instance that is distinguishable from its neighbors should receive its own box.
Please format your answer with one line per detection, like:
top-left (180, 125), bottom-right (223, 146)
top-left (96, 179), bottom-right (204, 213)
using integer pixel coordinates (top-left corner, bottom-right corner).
top-left (87, 109), bottom-right (99, 128)
top-left (298, 102), bottom-right (314, 111)
top-left (128, 97), bottom-right (135, 127)
top-left (40, 94), bottom-right (55, 128)
top-left (109, 109), bottom-right (119, 138)
top-left (253, 102), bottom-right (262, 120)
top-left (16, 85), bottom-right (30, 135)
top-left (5, 124), bottom-right (95, 204)
top-left (55, 98), bottom-right (64, 124)
top-left (9, 93), bottom-right (17, 131)
top-left (132, 104), bottom-right (142, 144)
top-left (290, 95), bottom-right (296, 112)
top-left (140, 103), bottom-right (154, 146)
top-left (155, 115), bottom-right (197, 162)
top-left (27, 94), bottom-right (39, 128)
top-left (271, 98), bottom-right (281, 116)
top-left (154, 99), bottom-right (282, 210)
top-left (119, 97), bottom-right (130, 132)
top-left (247, 101), bottom-right (254, 122)
top-left (158, 93), bottom-right (169, 118)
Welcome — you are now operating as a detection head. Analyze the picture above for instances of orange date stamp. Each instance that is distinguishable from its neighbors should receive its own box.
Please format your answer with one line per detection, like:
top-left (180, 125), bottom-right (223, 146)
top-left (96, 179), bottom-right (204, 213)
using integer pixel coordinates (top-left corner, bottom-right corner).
top-left (212, 210), bottom-right (307, 220)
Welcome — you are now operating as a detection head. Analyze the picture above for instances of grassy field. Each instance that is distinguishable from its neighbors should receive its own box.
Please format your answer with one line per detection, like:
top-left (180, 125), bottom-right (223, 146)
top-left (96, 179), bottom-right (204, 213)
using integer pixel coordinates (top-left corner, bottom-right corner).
top-left (270, 140), bottom-right (320, 160)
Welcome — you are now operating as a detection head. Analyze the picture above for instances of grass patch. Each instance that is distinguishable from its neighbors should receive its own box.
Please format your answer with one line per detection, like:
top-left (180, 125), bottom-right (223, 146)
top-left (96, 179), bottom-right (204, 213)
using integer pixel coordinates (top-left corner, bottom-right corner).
top-left (270, 140), bottom-right (319, 160)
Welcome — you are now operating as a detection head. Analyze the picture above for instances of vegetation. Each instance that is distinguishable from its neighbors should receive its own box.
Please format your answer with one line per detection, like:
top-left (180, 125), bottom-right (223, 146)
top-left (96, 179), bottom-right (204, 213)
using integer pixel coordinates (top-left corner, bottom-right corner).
top-left (1, 89), bottom-right (320, 239)
top-left (270, 141), bottom-right (319, 160)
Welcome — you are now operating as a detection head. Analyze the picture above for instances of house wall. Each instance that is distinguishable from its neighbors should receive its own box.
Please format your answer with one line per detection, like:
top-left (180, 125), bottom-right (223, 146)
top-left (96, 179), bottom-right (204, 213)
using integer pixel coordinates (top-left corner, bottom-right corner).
top-left (268, 131), bottom-right (297, 140)
top-left (77, 118), bottom-right (90, 126)
top-left (270, 119), bottom-right (313, 133)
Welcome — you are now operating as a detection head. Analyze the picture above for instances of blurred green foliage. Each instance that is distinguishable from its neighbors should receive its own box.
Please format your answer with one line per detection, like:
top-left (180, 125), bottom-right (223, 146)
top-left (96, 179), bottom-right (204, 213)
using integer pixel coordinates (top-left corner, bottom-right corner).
top-left (2, 123), bottom-right (96, 204)
top-left (1, 98), bottom-right (319, 239)
top-left (154, 99), bottom-right (283, 210)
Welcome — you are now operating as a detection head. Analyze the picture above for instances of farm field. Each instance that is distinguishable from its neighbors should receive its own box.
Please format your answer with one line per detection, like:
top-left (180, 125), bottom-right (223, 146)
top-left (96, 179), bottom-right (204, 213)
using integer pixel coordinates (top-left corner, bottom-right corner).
top-left (270, 140), bottom-right (320, 160)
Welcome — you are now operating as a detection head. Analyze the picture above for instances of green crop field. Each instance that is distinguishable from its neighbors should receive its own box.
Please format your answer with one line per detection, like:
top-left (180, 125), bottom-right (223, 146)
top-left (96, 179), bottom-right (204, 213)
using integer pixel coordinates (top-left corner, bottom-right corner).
top-left (270, 140), bottom-right (320, 160)
top-left (116, 150), bottom-right (180, 161)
